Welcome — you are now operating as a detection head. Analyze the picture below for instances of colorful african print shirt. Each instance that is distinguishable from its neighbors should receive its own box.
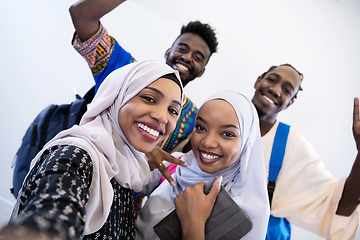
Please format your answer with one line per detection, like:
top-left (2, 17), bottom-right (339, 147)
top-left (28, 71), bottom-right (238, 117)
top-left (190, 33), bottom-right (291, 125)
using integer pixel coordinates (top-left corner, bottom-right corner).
top-left (72, 24), bottom-right (136, 93)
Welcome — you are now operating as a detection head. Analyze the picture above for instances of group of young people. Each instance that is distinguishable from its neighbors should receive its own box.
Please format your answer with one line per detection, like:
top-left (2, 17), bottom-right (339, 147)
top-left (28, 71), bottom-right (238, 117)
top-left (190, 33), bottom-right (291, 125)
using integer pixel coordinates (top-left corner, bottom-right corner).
top-left (1, 0), bottom-right (360, 239)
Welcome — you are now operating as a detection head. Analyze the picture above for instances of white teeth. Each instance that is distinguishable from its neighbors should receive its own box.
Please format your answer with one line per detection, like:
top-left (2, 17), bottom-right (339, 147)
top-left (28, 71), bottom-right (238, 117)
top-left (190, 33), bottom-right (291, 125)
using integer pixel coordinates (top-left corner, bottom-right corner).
top-left (137, 122), bottom-right (160, 137)
top-left (176, 63), bottom-right (189, 72)
top-left (201, 152), bottom-right (220, 160)
top-left (263, 95), bottom-right (274, 104)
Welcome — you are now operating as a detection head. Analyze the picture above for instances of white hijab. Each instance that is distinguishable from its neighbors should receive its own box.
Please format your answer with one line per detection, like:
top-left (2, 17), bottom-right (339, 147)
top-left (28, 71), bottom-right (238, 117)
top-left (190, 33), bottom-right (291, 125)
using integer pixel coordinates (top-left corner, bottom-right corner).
top-left (20, 60), bottom-right (183, 235)
top-left (136, 91), bottom-right (269, 240)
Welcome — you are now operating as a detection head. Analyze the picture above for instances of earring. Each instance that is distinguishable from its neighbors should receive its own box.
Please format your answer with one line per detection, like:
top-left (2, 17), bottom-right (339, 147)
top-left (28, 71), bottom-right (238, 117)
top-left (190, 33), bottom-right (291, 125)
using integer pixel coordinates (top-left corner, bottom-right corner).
top-left (155, 113), bottom-right (158, 115)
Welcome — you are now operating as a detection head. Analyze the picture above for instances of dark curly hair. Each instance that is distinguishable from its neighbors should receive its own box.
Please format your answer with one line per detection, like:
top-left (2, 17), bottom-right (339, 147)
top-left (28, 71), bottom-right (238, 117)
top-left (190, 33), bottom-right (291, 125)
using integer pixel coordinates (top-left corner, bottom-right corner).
top-left (178, 21), bottom-right (218, 56)
top-left (260, 63), bottom-right (303, 99)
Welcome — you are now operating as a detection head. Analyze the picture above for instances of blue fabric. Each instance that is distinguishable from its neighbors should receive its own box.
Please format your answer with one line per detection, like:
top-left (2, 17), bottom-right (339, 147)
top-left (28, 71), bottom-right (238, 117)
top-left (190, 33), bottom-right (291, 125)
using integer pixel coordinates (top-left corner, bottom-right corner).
top-left (266, 122), bottom-right (291, 239)
top-left (268, 122), bottom-right (290, 182)
top-left (266, 216), bottom-right (291, 240)
top-left (93, 42), bottom-right (136, 93)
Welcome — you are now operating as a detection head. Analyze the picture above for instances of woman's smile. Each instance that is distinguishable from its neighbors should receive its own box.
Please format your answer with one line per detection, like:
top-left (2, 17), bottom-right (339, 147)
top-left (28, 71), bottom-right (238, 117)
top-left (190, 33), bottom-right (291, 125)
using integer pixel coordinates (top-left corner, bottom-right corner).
top-left (198, 150), bottom-right (221, 164)
top-left (136, 121), bottom-right (163, 142)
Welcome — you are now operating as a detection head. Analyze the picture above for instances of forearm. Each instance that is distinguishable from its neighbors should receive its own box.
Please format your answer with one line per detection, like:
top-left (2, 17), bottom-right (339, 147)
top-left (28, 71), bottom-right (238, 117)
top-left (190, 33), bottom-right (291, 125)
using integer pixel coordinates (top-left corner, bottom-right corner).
top-left (14, 146), bottom-right (93, 239)
top-left (336, 152), bottom-right (360, 216)
top-left (181, 221), bottom-right (205, 240)
top-left (176, 180), bottom-right (221, 240)
top-left (69, 0), bottom-right (126, 42)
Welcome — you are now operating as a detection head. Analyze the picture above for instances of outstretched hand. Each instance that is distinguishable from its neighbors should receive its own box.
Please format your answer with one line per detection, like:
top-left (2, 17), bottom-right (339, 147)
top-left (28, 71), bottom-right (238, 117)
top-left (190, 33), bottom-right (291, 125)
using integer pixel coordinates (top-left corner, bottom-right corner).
top-left (336, 97), bottom-right (360, 216)
top-left (146, 146), bottom-right (188, 186)
top-left (174, 177), bottom-right (222, 240)
top-left (353, 97), bottom-right (360, 151)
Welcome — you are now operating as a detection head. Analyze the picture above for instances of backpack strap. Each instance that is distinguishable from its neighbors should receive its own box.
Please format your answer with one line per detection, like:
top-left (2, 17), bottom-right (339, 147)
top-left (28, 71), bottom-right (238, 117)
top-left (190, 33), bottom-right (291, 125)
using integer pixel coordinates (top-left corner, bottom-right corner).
top-left (268, 122), bottom-right (290, 207)
top-left (83, 86), bottom-right (95, 104)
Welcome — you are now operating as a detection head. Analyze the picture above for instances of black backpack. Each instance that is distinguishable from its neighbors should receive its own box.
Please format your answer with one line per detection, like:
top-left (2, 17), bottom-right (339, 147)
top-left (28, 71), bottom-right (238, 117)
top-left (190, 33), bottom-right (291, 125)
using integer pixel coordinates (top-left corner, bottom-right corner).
top-left (11, 86), bottom-right (95, 198)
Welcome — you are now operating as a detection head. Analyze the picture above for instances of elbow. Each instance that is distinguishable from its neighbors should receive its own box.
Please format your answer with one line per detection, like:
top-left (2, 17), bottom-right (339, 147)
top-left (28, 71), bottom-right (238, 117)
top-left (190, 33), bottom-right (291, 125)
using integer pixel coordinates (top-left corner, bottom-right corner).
top-left (69, 4), bottom-right (79, 22)
top-left (69, 0), bottom-right (86, 23)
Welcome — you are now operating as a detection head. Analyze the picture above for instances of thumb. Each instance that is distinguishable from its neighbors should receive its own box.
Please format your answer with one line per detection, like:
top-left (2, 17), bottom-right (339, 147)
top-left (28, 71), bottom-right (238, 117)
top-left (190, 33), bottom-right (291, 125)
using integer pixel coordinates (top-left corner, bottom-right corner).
top-left (207, 176), bottom-right (222, 201)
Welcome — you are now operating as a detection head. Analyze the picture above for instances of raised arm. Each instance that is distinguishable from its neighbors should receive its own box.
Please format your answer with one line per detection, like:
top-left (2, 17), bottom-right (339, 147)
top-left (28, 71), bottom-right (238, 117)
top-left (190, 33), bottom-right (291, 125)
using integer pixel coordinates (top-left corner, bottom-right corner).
top-left (336, 97), bottom-right (360, 216)
top-left (69, 0), bottom-right (126, 42)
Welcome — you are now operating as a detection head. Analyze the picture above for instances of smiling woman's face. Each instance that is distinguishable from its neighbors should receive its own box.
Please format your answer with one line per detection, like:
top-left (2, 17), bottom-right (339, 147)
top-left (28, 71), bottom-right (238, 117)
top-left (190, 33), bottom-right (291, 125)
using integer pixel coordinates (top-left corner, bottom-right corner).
top-left (190, 99), bottom-right (242, 174)
top-left (118, 77), bottom-right (182, 153)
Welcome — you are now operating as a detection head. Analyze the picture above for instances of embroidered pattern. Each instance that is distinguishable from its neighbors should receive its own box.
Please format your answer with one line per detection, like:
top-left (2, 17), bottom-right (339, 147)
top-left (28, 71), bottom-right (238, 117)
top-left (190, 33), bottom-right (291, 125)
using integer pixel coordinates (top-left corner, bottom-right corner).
top-left (72, 24), bottom-right (113, 74)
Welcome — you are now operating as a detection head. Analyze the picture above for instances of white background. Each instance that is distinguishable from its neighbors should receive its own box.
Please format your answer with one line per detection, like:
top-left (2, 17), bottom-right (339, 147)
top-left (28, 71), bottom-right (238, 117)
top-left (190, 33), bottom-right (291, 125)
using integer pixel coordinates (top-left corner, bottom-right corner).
top-left (1, 0), bottom-right (360, 239)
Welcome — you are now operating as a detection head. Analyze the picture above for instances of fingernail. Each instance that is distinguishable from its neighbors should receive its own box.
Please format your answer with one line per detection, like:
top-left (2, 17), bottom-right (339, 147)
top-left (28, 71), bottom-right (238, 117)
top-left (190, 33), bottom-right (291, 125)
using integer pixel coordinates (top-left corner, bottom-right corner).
top-left (171, 181), bottom-right (176, 186)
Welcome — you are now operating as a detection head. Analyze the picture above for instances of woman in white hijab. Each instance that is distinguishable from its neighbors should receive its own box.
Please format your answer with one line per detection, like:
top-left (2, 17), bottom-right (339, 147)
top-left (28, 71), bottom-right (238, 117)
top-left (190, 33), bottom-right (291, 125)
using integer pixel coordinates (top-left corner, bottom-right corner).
top-left (4, 60), bottom-right (183, 240)
top-left (136, 91), bottom-right (270, 240)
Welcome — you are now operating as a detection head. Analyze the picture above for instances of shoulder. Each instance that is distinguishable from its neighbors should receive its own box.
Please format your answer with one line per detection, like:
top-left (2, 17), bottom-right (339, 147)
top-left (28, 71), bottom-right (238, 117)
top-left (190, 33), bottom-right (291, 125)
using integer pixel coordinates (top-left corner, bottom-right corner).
top-left (262, 121), bottom-right (309, 146)
top-left (278, 124), bottom-right (323, 170)
top-left (261, 121), bottom-right (316, 161)
top-left (287, 125), bottom-right (314, 151)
